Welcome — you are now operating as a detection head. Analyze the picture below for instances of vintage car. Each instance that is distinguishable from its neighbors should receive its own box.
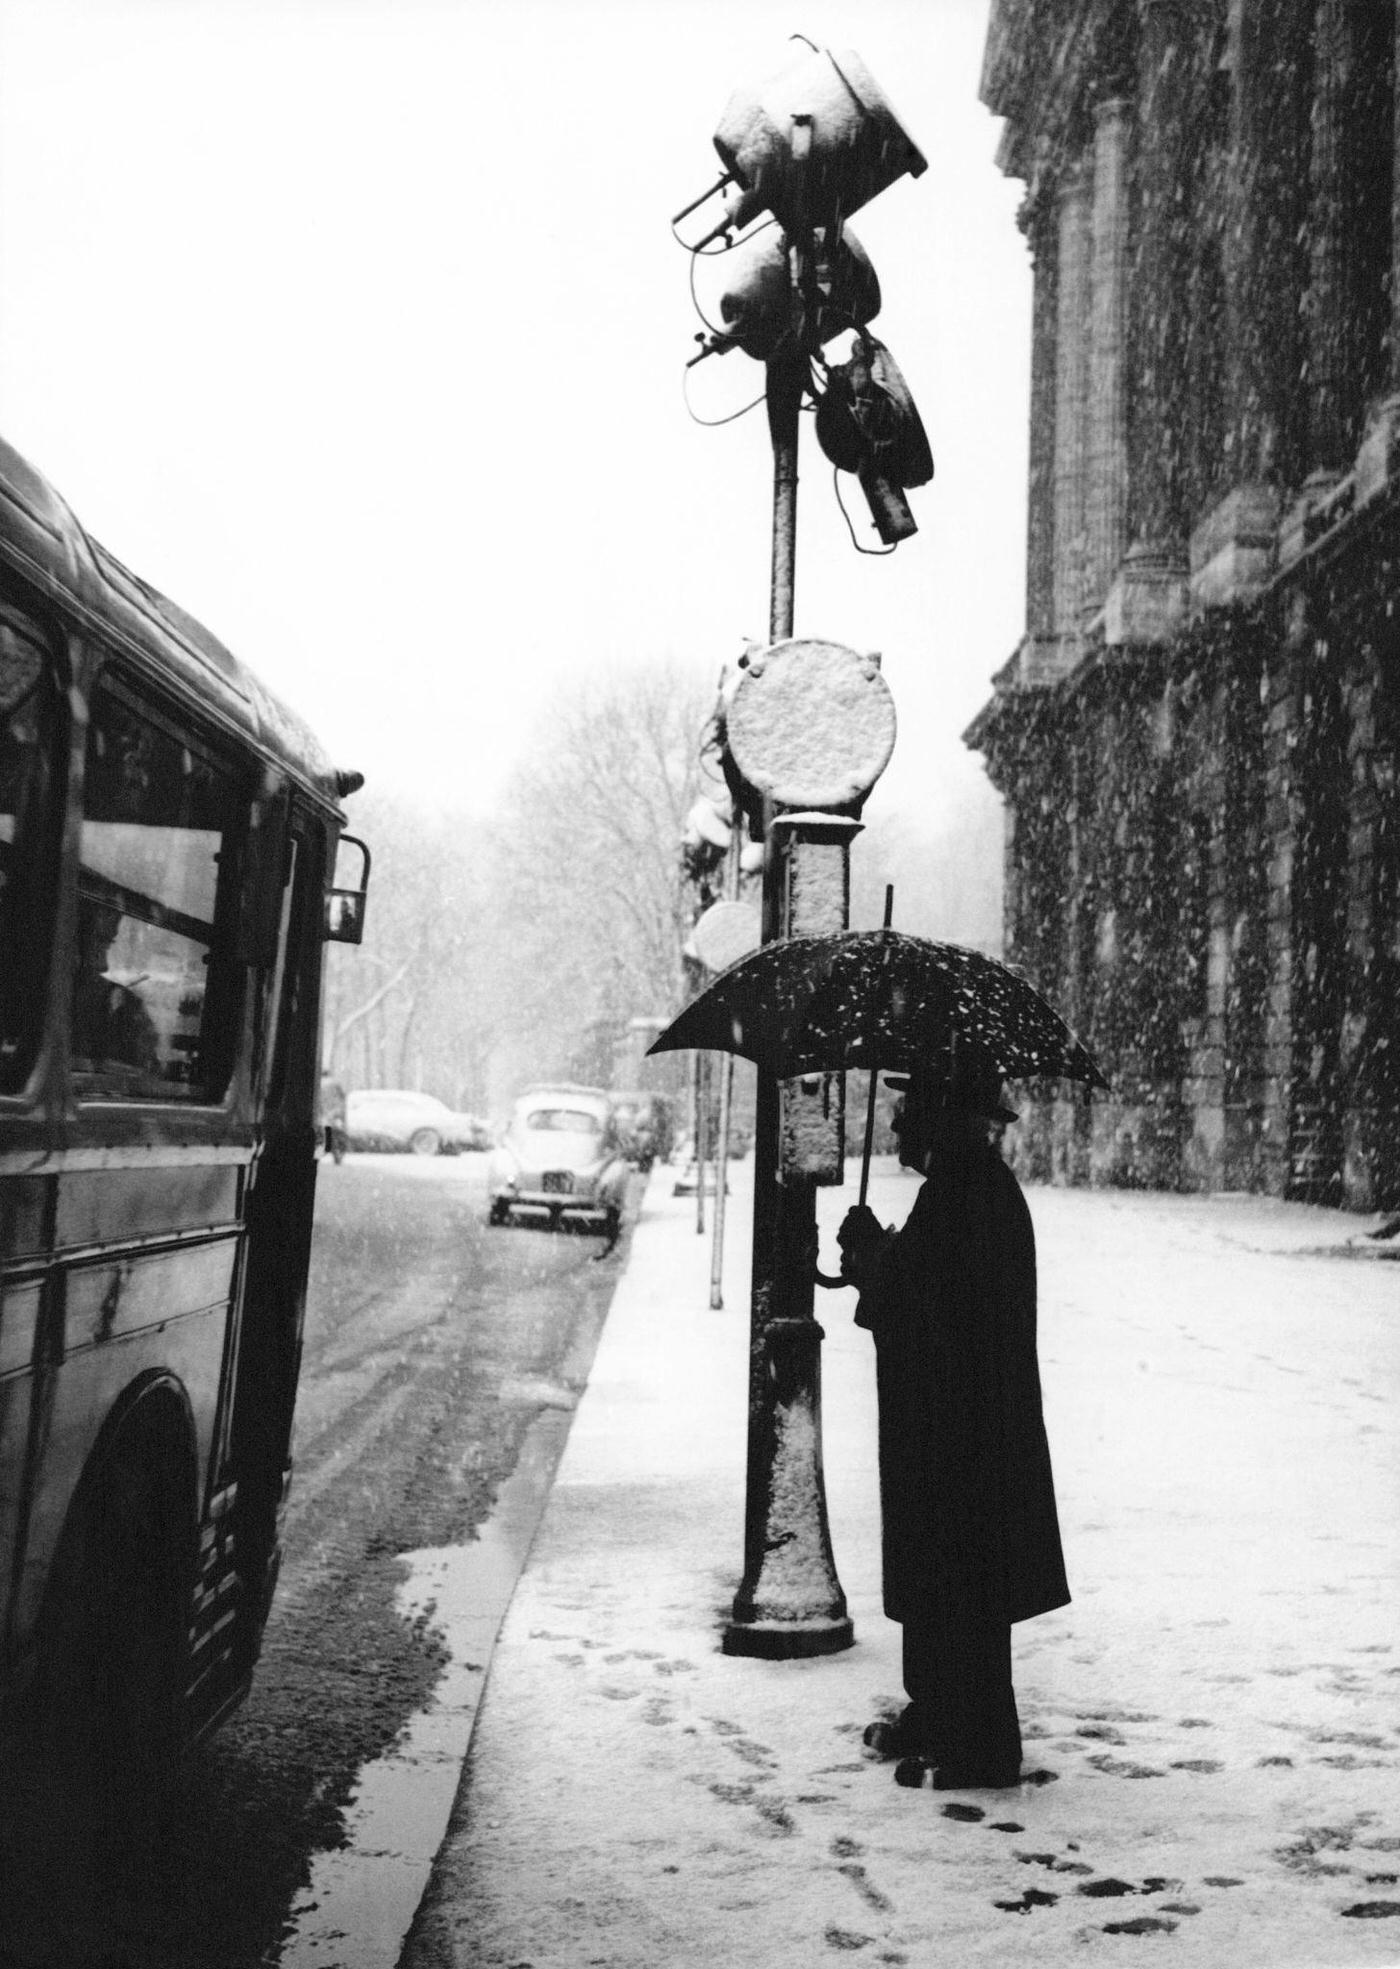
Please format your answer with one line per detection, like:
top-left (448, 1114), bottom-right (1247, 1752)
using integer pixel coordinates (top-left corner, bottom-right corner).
top-left (486, 1085), bottom-right (630, 1237)
top-left (344, 1087), bottom-right (489, 1156)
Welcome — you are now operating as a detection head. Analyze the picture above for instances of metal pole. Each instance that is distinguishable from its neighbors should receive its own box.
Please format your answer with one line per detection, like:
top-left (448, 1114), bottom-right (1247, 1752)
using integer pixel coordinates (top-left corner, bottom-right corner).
top-left (709, 1054), bottom-right (734, 1301)
top-left (709, 831), bottom-right (741, 1309)
top-left (693, 1049), bottom-right (706, 1234)
top-left (724, 336), bottom-right (853, 1658)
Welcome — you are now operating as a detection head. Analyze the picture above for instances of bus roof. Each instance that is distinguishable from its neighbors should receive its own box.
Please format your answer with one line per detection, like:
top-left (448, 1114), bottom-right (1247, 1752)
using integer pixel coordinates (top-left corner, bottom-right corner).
top-left (0, 432), bottom-right (357, 803)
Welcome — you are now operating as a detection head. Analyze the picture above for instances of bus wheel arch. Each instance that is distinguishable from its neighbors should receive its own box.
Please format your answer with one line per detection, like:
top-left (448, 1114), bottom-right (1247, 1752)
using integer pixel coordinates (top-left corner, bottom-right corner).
top-left (32, 1373), bottom-right (199, 1827)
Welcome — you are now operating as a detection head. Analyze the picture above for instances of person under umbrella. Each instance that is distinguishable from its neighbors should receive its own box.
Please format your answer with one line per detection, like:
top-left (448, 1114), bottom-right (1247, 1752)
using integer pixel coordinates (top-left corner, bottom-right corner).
top-left (836, 1054), bottom-right (1070, 1791)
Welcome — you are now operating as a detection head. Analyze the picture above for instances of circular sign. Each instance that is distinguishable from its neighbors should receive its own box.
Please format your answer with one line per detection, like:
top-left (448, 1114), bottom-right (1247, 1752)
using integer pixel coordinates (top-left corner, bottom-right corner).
top-left (725, 638), bottom-right (896, 808)
top-left (691, 899), bottom-right (762, 973)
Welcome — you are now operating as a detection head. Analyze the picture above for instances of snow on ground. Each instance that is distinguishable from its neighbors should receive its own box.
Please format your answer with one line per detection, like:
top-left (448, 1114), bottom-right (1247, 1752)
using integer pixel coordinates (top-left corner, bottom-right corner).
top-left (405, 1159), bottom-right (1400, 1969)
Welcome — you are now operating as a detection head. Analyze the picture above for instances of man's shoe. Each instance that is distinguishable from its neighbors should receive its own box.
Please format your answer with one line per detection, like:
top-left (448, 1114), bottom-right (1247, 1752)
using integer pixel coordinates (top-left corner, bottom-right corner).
top-left (892, 1755), bottom-right (932, 1788)
top-left (863, 1711), bottom-right (923, 1759)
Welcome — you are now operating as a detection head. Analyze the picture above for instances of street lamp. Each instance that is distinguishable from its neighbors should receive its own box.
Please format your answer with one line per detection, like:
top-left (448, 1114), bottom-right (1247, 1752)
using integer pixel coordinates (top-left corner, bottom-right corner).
top-left (673, 38), bottom-right (926, 1658)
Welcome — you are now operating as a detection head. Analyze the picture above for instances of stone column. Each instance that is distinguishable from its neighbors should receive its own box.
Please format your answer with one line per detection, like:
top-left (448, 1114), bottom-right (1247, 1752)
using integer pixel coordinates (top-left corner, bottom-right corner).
top-left (1354, 0), bottom-right (1400, 500)
top-left (1392, 0), bottom-right (1400, 393)
top-left (1025, 199), bottom-right (1058, 642)
top-left (1305, 0), bottom-right (1360, 477)
top-left (1020, 195), bottom-right (1060, 685)
top-left (1190, 0), bottom-right (1309, 604)
top-left (1132, 0), bottom-right (1192, 550)
top-left (1107, 0), bottom-right (1194, 644)
top-left (1086, 94), bottom-right (1130, 616)
top-left (1224, 0), bottom-right (1310, 482)
top-left (1051, 152), bottom-right (1093, 653)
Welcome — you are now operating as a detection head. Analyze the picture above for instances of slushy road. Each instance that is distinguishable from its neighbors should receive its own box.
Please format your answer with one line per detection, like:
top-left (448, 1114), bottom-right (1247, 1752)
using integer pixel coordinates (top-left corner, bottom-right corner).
top-left (0, 1151), bottom-right (625, 1969)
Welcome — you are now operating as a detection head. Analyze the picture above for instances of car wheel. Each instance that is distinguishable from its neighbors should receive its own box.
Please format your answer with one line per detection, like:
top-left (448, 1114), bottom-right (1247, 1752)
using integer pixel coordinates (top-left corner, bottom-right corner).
top-left (409, 1128), bottom-right (442, 1156)
top-left (488, 1199), bottom-right (509, 1226)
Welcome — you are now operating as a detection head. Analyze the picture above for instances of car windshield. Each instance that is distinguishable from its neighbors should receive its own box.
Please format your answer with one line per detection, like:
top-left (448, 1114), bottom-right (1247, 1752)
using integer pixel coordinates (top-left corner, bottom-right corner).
top-left (525, 1108), bottom-right (602, 1133)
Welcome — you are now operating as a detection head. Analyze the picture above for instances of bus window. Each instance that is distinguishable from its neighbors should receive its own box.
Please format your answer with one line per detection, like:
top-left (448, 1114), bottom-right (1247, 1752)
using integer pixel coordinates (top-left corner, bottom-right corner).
top-left (0, 610), bottom-right (56, 1093)
top-left (74, 680), bottom-right (240, 1101)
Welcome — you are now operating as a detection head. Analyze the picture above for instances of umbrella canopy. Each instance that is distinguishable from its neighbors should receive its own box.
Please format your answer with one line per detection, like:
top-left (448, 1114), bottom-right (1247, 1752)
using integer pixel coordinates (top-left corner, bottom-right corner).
top-left (648, 929), bottom-right (1108, 1089)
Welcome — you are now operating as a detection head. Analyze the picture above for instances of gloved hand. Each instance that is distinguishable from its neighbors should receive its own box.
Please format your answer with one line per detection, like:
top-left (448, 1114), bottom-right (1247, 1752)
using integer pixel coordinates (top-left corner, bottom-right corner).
top-left (837, 1204), bottom-right (887, 1285)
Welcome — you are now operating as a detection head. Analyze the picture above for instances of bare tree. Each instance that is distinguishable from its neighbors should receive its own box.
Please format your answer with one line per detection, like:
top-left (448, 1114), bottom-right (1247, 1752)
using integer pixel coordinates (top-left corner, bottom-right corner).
top-left (320, 666), bottom-right (1000, 1114)
top-left (488, 656), bottom-right (720, 1083)
top-left (322, 792), bottom-right (501, 1109)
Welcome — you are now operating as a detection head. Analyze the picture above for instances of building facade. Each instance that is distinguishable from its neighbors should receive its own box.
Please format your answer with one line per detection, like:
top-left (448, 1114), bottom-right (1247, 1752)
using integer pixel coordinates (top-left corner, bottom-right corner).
top-left (966, 0), bottom-right (1400, 1208)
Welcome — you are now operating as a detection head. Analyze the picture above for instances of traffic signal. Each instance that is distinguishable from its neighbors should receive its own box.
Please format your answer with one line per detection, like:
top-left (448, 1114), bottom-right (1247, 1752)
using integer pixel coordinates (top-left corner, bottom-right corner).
top-left (676, 41), bottom-right (931, 545)
top-left (815, 333), bottom-right (934, 544)
top-left (698, 225), bottom-right (880, 364)
top-left (703, 42), bottom-right (925, 244)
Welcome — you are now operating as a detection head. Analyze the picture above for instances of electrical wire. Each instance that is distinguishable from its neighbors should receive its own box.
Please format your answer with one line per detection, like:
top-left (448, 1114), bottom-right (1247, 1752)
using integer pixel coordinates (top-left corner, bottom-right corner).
top-left (688, 245), bottom-right (729, 340)
top-left (683, 215), bottom-right (781, 334)
top-left (832, 467), bottom-right (897, 555)
top-left (681, 368), bottom-right (766, 427)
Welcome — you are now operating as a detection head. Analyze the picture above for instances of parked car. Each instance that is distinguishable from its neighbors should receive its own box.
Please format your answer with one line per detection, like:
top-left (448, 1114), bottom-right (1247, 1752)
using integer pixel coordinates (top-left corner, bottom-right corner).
top-left (344, 1088), bottom-right (487, 1156)
top-left (486, 1085), bottom-right (630, 1239)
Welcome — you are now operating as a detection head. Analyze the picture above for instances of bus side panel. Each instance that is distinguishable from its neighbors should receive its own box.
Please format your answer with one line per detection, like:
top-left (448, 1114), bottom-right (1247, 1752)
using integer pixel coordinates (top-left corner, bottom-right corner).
top-left (64, 1241), bottom-right (237, 1352)
top-left (6, 1247), bottom-right (234, 1659)
top-left (0, 1179), bottom-right (48, 1262)
top-left (54, 1161), bottom-right (242, 1250)
top-left (0, 1344), bottom-right (37, 1643)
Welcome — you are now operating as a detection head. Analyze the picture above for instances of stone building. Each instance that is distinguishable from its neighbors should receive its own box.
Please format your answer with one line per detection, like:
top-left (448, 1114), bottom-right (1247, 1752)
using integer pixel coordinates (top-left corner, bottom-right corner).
top-left (965, 0), bottom-right (1400, 1208)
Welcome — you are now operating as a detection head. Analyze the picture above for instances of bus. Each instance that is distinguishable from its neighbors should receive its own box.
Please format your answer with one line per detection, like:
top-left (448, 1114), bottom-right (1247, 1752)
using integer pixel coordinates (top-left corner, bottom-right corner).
top-left (0, 433), bottom-right (369, 1825)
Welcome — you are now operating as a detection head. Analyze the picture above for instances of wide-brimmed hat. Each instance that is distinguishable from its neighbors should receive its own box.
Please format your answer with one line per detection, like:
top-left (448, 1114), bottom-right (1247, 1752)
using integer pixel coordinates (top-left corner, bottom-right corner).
top-left (883, 1063), bottom-right (1018, 1122)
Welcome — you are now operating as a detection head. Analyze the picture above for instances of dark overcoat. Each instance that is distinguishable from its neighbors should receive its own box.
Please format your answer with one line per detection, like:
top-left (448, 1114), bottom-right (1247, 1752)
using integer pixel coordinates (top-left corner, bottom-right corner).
top-left (855, 1144), bottom-right (1070, 1627)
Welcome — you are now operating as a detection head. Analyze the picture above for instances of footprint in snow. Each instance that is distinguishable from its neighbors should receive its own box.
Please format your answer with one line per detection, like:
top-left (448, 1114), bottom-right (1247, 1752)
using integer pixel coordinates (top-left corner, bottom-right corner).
top-left (994, 1887), bottom-right (1059, 1913)
top-left (1086, 1753), bottom-right (1166, 1779)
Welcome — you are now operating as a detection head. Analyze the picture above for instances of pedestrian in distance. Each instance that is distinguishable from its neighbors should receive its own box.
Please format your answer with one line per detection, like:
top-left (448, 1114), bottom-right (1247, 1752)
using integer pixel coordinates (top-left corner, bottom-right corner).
top-left (836, 1056), bottom-right (1070, 1791)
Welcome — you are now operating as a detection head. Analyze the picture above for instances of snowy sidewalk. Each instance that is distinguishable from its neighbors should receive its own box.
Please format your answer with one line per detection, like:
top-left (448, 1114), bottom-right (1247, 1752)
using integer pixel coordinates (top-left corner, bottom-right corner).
top-left (403, 1159), bottom-right (1400, 1969)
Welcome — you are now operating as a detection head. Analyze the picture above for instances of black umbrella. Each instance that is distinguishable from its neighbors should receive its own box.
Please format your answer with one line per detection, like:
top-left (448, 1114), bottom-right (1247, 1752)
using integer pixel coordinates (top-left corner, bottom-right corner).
top-left (649, 927), bottom-right (1108, 1090)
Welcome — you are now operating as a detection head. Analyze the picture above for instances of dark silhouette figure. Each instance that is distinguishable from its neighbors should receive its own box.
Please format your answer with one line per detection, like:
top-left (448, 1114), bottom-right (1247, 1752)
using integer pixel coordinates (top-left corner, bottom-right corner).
top-left (71, 900), bottom-right (158, 1075)
top-left (319, 1073), bottom-right (348, 1163)
top-left (838, 1060), bottom-right (1069, 1790)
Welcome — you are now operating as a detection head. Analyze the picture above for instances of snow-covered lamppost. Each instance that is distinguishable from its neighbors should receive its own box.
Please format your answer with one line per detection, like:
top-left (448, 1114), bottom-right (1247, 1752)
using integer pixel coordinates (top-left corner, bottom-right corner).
top-left (673, 38), bottom-right (929, 1657)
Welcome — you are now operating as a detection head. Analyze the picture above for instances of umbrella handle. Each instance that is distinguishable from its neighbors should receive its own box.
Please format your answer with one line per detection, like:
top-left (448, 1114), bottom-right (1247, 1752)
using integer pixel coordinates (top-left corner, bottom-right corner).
top-left (858, 1094), bottom-right (876, 1210)
top-left (858, 884), bottom-right (895, 1209)
top-left (814, 1263), bottom-right (845, 1290)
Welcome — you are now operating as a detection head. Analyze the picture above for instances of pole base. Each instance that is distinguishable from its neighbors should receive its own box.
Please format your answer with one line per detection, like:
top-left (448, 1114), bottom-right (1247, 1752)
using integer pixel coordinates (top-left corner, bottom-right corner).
top-left (722, 1614), bottom-right (855, 1659)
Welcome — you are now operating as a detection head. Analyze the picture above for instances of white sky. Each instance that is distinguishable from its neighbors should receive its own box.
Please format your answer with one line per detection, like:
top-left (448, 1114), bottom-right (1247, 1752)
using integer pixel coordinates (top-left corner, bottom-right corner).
top-left (0, 0), bottom-right (1028, 833)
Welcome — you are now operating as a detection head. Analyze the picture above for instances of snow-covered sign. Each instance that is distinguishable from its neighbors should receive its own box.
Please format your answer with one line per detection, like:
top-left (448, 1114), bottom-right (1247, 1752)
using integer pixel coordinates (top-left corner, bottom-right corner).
top-left (725, 637), bottom-right (897, 810)
top-left (691, 898), bottom-right (761, 974)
